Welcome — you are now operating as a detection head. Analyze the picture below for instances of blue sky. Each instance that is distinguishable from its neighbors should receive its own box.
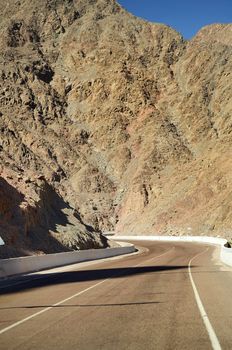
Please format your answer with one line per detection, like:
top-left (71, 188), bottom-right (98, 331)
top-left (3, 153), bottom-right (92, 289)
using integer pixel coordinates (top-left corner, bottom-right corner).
top-left (117, 0), bottom-right (232, 39)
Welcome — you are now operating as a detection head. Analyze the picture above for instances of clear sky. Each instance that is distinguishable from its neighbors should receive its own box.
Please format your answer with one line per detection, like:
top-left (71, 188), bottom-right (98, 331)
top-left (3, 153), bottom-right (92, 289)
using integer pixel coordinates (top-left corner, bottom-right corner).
top-left (117, 0), bottom-right (232, 39)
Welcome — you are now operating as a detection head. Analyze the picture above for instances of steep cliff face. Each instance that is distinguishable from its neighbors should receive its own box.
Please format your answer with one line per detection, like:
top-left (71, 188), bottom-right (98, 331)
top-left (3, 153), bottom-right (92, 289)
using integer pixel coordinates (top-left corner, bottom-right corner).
top-left (0, 171), bottom-right (108, 258)
top-left (0, 0), bottom-right (232, 257)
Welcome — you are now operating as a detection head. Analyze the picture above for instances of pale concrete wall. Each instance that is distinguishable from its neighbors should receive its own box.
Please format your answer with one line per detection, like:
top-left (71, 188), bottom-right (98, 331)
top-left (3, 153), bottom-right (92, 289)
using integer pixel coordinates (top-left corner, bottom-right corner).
top-left (0, 243), bottom-right (135, 278)
top-left (112, 235), bottom-right (227, 245)
top-left (113, 235), bottom-right (232, 267)
top-left (220, 245), bottom-right (232, 267)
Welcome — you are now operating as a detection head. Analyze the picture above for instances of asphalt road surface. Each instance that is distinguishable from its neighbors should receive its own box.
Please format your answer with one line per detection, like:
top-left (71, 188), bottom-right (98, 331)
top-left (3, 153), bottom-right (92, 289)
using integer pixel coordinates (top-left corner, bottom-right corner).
top-left (0, 241), bottom-right (232, 350)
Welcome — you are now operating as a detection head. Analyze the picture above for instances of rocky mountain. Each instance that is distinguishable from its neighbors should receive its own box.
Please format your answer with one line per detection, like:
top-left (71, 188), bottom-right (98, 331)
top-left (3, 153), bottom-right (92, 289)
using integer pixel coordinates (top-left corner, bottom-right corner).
top-left (0, 0), bottom-right (232, 257)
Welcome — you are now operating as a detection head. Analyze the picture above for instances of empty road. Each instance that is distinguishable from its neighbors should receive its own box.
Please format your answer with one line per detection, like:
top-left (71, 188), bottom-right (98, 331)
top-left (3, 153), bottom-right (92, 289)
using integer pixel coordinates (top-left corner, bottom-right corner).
top-left (0, 241), bottom-right (232, 350)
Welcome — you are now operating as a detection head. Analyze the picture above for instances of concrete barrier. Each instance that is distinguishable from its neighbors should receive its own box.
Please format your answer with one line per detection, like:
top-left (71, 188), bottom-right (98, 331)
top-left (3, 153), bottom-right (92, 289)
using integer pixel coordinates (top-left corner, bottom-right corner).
top-left (112, 235), bottom-right (232, 267)
top-left (0, 236), bottom-right (4, 246)
top-left (1, 235), bottom-right (231, 278)
top-left (0, 243), bottom-right (135, 278)
top-left (112, 235), bottom-right (227, 245)
top-left (220, 245), bottom-right (232, 266)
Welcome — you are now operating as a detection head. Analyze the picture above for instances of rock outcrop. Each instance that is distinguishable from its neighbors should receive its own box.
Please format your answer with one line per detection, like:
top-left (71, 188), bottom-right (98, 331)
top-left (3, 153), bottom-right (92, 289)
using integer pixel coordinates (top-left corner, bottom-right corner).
top-left (0, 171), bottom-right (108, 258)
top-left (0, 0), bottom-right (232, 257)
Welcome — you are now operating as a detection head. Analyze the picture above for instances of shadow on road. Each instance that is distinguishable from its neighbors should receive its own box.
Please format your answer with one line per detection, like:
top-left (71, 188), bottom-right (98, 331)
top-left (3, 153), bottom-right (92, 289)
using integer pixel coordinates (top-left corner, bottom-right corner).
top-left (0, 265), bottom-right (188, 295)
top-left (0, 301), bottom-right (163, 310)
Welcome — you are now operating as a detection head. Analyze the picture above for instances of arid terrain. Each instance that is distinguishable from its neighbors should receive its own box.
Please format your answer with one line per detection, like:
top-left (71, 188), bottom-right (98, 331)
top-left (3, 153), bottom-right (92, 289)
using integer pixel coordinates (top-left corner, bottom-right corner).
top-left (0, 0), bottom-right (232, 257)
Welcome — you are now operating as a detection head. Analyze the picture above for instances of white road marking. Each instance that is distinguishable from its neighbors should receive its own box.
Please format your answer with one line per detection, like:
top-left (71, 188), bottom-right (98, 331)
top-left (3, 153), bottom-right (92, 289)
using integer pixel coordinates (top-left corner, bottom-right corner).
top-left (0, 247), bottom-right (173, 335)
top-left (0, 279), bottom-right (108, 335)
top-left (188, 248), bottom-right (222, 350)
top-left (134, 247), bottom-right (174, 267)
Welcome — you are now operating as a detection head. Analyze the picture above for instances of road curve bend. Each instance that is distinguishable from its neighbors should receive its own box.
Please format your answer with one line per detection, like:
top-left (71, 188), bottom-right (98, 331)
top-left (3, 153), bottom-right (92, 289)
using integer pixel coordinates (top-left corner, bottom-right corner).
top-left (0, 241), bottom-right (232, 350)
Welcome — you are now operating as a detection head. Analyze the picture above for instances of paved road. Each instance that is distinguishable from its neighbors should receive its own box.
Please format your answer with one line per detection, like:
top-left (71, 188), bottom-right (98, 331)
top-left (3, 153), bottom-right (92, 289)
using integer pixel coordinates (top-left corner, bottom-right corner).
top-left (0, 241), bottom-right (232, 350)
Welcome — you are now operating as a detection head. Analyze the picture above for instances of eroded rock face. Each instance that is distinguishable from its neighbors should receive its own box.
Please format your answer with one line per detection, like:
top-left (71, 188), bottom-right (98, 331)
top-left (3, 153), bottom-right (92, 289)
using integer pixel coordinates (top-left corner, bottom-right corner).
top-left (0, 0), bottom-right (232, 256)
top-left (0, 172), bottom-right (107, 258)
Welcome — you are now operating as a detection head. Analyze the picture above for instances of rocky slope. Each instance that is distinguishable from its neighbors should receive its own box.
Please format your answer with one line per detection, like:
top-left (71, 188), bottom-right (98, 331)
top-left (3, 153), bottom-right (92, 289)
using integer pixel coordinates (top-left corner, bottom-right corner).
top-left (0, 0), bottom-right (232, 257)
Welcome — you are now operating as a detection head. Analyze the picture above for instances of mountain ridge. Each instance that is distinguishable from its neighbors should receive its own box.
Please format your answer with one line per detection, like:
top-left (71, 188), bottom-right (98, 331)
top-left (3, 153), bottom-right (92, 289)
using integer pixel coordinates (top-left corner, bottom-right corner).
top-left (0, 0), bottom-right (232, 257)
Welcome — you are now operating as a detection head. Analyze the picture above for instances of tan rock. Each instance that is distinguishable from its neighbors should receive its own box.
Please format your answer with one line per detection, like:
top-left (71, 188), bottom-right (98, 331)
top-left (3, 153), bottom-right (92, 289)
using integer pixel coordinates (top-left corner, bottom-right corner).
top-left (0, 1), bottom-right (232, 257)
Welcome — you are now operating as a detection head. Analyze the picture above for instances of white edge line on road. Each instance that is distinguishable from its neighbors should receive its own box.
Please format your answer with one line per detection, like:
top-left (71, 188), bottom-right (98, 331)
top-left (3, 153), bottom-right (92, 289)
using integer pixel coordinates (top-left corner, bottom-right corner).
top-left (0, 246), bottom-right (173, 335)
top-left (188, 248), bottom-right (222, 350)
top-left (134, 247), bottom-right (174, 267)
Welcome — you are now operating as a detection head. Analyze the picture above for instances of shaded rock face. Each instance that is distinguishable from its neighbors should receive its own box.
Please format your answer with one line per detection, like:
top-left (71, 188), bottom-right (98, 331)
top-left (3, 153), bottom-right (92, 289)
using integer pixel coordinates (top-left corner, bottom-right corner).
top-left (0, 0), bottom-right (232, 256)
top-left (0, 174), bottom-right (107, 258)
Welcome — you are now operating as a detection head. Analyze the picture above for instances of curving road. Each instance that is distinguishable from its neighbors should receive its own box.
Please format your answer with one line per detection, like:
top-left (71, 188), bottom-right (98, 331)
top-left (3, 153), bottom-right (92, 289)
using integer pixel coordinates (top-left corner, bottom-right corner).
top-left (0, 241), bottom-right (232, 350)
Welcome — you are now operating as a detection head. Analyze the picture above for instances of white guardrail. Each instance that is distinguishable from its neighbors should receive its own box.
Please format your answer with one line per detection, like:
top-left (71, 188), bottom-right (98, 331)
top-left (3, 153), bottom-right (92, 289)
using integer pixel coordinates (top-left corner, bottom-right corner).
top-left (0, 242), bottom-right (135, 279)
top-left (111, 235), bottom-right (232, 268)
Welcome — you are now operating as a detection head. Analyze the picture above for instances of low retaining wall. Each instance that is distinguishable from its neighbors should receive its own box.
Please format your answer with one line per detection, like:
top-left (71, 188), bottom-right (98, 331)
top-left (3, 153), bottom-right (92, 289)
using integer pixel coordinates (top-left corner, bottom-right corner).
top-left (0, 243), bottom-right (135, 278)
top-left (1, 235), bottom-right (231, 278)
top-left (220, 245), bottom-right (232, 267)
top-left (112, 235), bottom-right (227, 245)
top-left (0, 236), bottom-right (4, 246)
top-left (112, 235), bottom-right (232, 268)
